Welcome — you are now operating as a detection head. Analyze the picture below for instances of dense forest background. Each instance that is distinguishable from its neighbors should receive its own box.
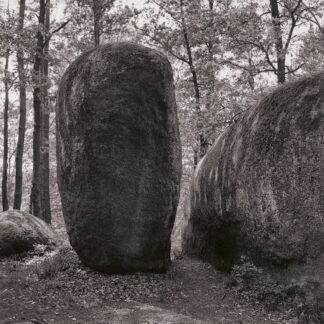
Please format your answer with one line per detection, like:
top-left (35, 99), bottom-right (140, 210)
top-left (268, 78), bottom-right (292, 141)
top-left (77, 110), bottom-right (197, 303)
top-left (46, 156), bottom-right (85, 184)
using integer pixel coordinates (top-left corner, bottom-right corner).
top-left (1, 0), bottom-right (324, 242)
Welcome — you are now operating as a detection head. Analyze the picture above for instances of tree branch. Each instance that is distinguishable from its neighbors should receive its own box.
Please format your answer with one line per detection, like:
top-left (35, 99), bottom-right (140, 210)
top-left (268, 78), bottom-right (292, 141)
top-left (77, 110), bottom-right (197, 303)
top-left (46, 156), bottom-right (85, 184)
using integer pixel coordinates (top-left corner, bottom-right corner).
top-left (42, 20), bottom-right (70, 48)
top-left (303, 7), bottom-right (324, 35)
top-left (133, 24), bottom-right (190, 64)
top-left (262, 43), bottom-right (277, 73)
top-left (284, 0), bottom-right (303, 52)
top-left (286, 63), bottom-right (304, 75)
top-left (234, 39), bottom-right (277, 74)
top-left (149, 0), bottom-right (181, 25)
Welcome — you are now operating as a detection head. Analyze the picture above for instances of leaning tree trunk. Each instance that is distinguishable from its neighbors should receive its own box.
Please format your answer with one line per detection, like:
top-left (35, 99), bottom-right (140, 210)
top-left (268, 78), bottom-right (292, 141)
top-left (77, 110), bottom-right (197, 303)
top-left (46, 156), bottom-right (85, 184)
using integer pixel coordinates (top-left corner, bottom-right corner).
top-left (40, 0), bottom-right (51, 224)
top-left (30, 0), bottom-right (46, 218)
top-left (14, 0), bottom-right (27, 210)
top-left (2, 49), bottom-right (10, 212)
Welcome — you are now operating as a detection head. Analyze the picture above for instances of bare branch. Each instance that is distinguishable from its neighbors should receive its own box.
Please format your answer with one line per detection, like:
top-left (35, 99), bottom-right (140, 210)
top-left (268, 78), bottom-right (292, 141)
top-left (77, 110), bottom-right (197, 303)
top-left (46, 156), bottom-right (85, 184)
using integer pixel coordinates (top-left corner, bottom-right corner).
top-left (133, 24), bottom-right (190, 64)
top-left (286, 63), bottom-right (304, 75)
top-left (234, 39), bottom-right (277, 74)
top-left (303, 7), bottom-right (324, 34)
top-left (221, 59), bottom-right (277, 75)
top-left (42, 20), bottom-right (70, 48)
top-left (149, 0), bottom-right (181, 25)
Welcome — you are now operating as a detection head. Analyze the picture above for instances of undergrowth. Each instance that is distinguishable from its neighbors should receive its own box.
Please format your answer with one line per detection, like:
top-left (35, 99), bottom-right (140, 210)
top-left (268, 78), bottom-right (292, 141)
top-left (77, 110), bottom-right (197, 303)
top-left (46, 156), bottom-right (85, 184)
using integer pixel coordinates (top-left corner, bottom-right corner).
top-left (227, 256), bottom-right (324, 323)
top-left (32, 243), bottom-right (80, 280)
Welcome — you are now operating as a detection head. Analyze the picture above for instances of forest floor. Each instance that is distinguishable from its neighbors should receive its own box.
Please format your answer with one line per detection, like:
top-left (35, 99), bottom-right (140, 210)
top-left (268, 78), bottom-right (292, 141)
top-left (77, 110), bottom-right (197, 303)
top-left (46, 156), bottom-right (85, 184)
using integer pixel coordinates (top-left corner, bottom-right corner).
top-left (0, 244), bottom-right (302, 324)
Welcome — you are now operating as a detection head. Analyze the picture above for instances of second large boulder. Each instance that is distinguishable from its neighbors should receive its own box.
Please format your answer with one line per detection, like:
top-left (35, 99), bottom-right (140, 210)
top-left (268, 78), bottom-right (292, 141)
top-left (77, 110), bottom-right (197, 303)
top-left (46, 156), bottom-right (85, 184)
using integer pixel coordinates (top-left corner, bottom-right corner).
top-left (56, 43), bottom-right (182, 273)
top-left (183, 73), bottom-right (324, 271)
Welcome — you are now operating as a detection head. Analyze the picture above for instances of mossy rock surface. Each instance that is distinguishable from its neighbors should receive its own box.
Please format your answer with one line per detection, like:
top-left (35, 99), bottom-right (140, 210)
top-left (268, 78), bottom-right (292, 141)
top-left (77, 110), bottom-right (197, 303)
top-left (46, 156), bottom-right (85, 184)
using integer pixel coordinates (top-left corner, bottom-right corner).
top-left (56, 42), bottom-right (182, 273)
top-left (0, 210), bottom-right (57, 257)
top-left (183, 73), bottom-right (324, 271)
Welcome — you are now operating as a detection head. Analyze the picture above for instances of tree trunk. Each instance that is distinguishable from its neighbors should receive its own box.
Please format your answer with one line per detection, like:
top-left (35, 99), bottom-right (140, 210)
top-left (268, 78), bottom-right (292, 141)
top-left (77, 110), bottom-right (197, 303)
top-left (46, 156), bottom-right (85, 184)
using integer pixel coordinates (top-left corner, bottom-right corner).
top-left (205, 0), bottom-right (215, 111)
top-left (270, 0), bottom-right (285, 83)
top-left (40, 0), bottom-right (51, 223)
top-left (14, 0), bottom-right (27, 210)
top-left (2, 49), bottom-right (10, 212)
top-left (31, 0), bottom-right (46, 218)
top-left (92, 1), bottom-right (102, 47)
top-left (93, 14), bottom-right (100, 47)
top-left (247, 54), bottom-right (255, 91)
top-left (179, 0), bottom-right (208, 165)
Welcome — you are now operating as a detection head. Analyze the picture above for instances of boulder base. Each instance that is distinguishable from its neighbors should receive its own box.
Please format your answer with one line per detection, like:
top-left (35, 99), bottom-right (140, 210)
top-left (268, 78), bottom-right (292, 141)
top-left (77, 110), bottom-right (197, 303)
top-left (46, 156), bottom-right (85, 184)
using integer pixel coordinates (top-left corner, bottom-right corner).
top-left (56, 43), bottom-right (181, 273)
top-left (183, 73), bottom-right (324, 271)
top-left (0, 210), bottom-right (57, 257)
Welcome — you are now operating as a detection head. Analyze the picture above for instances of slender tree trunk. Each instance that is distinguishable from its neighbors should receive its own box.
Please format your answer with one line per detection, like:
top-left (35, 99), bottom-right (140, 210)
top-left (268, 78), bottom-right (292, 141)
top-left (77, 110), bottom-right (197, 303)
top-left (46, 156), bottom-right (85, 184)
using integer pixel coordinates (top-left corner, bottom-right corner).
top-left (14, 0), bottom-right (27, 210)
top-left (270, 0), bottom-right (285, 83)
top-left (92, 1), bottom-right (116, 47)
top-left (205, 0), bottom-right (215, 111)
top-left (2, 49), bottom-right (10, 211)
top-left (179, 0), bottom-right (208, 165)
top-left (8, 149), bottom-right (16, 206)
top-left (31, 0), bottom-right (46, 218)
top-left (40, 0), bottom-right (51, 223)
top-left (92, 1), bottom-right (102, 47)
top-left (247, 55), bottom-right (255, 91)
top-left (93, 14), bottom-right (100, 47)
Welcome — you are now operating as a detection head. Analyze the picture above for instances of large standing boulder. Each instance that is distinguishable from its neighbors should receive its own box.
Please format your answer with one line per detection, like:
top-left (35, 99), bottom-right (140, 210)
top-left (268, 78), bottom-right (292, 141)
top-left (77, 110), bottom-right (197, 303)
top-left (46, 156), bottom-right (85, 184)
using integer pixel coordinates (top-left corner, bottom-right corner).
top-left (56, 43), bottom-right (182, 273)
top-left (183, 73), bottom-right (324, 271)
top-left (0, 210), bottom-right (57, 257)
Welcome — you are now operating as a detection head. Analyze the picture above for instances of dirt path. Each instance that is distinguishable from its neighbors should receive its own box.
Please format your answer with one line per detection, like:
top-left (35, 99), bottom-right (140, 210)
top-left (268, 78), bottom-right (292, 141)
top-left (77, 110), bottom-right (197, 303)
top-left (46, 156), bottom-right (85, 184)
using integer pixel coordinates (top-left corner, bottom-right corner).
top-left (0, 252), bottom-right (295, 323)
